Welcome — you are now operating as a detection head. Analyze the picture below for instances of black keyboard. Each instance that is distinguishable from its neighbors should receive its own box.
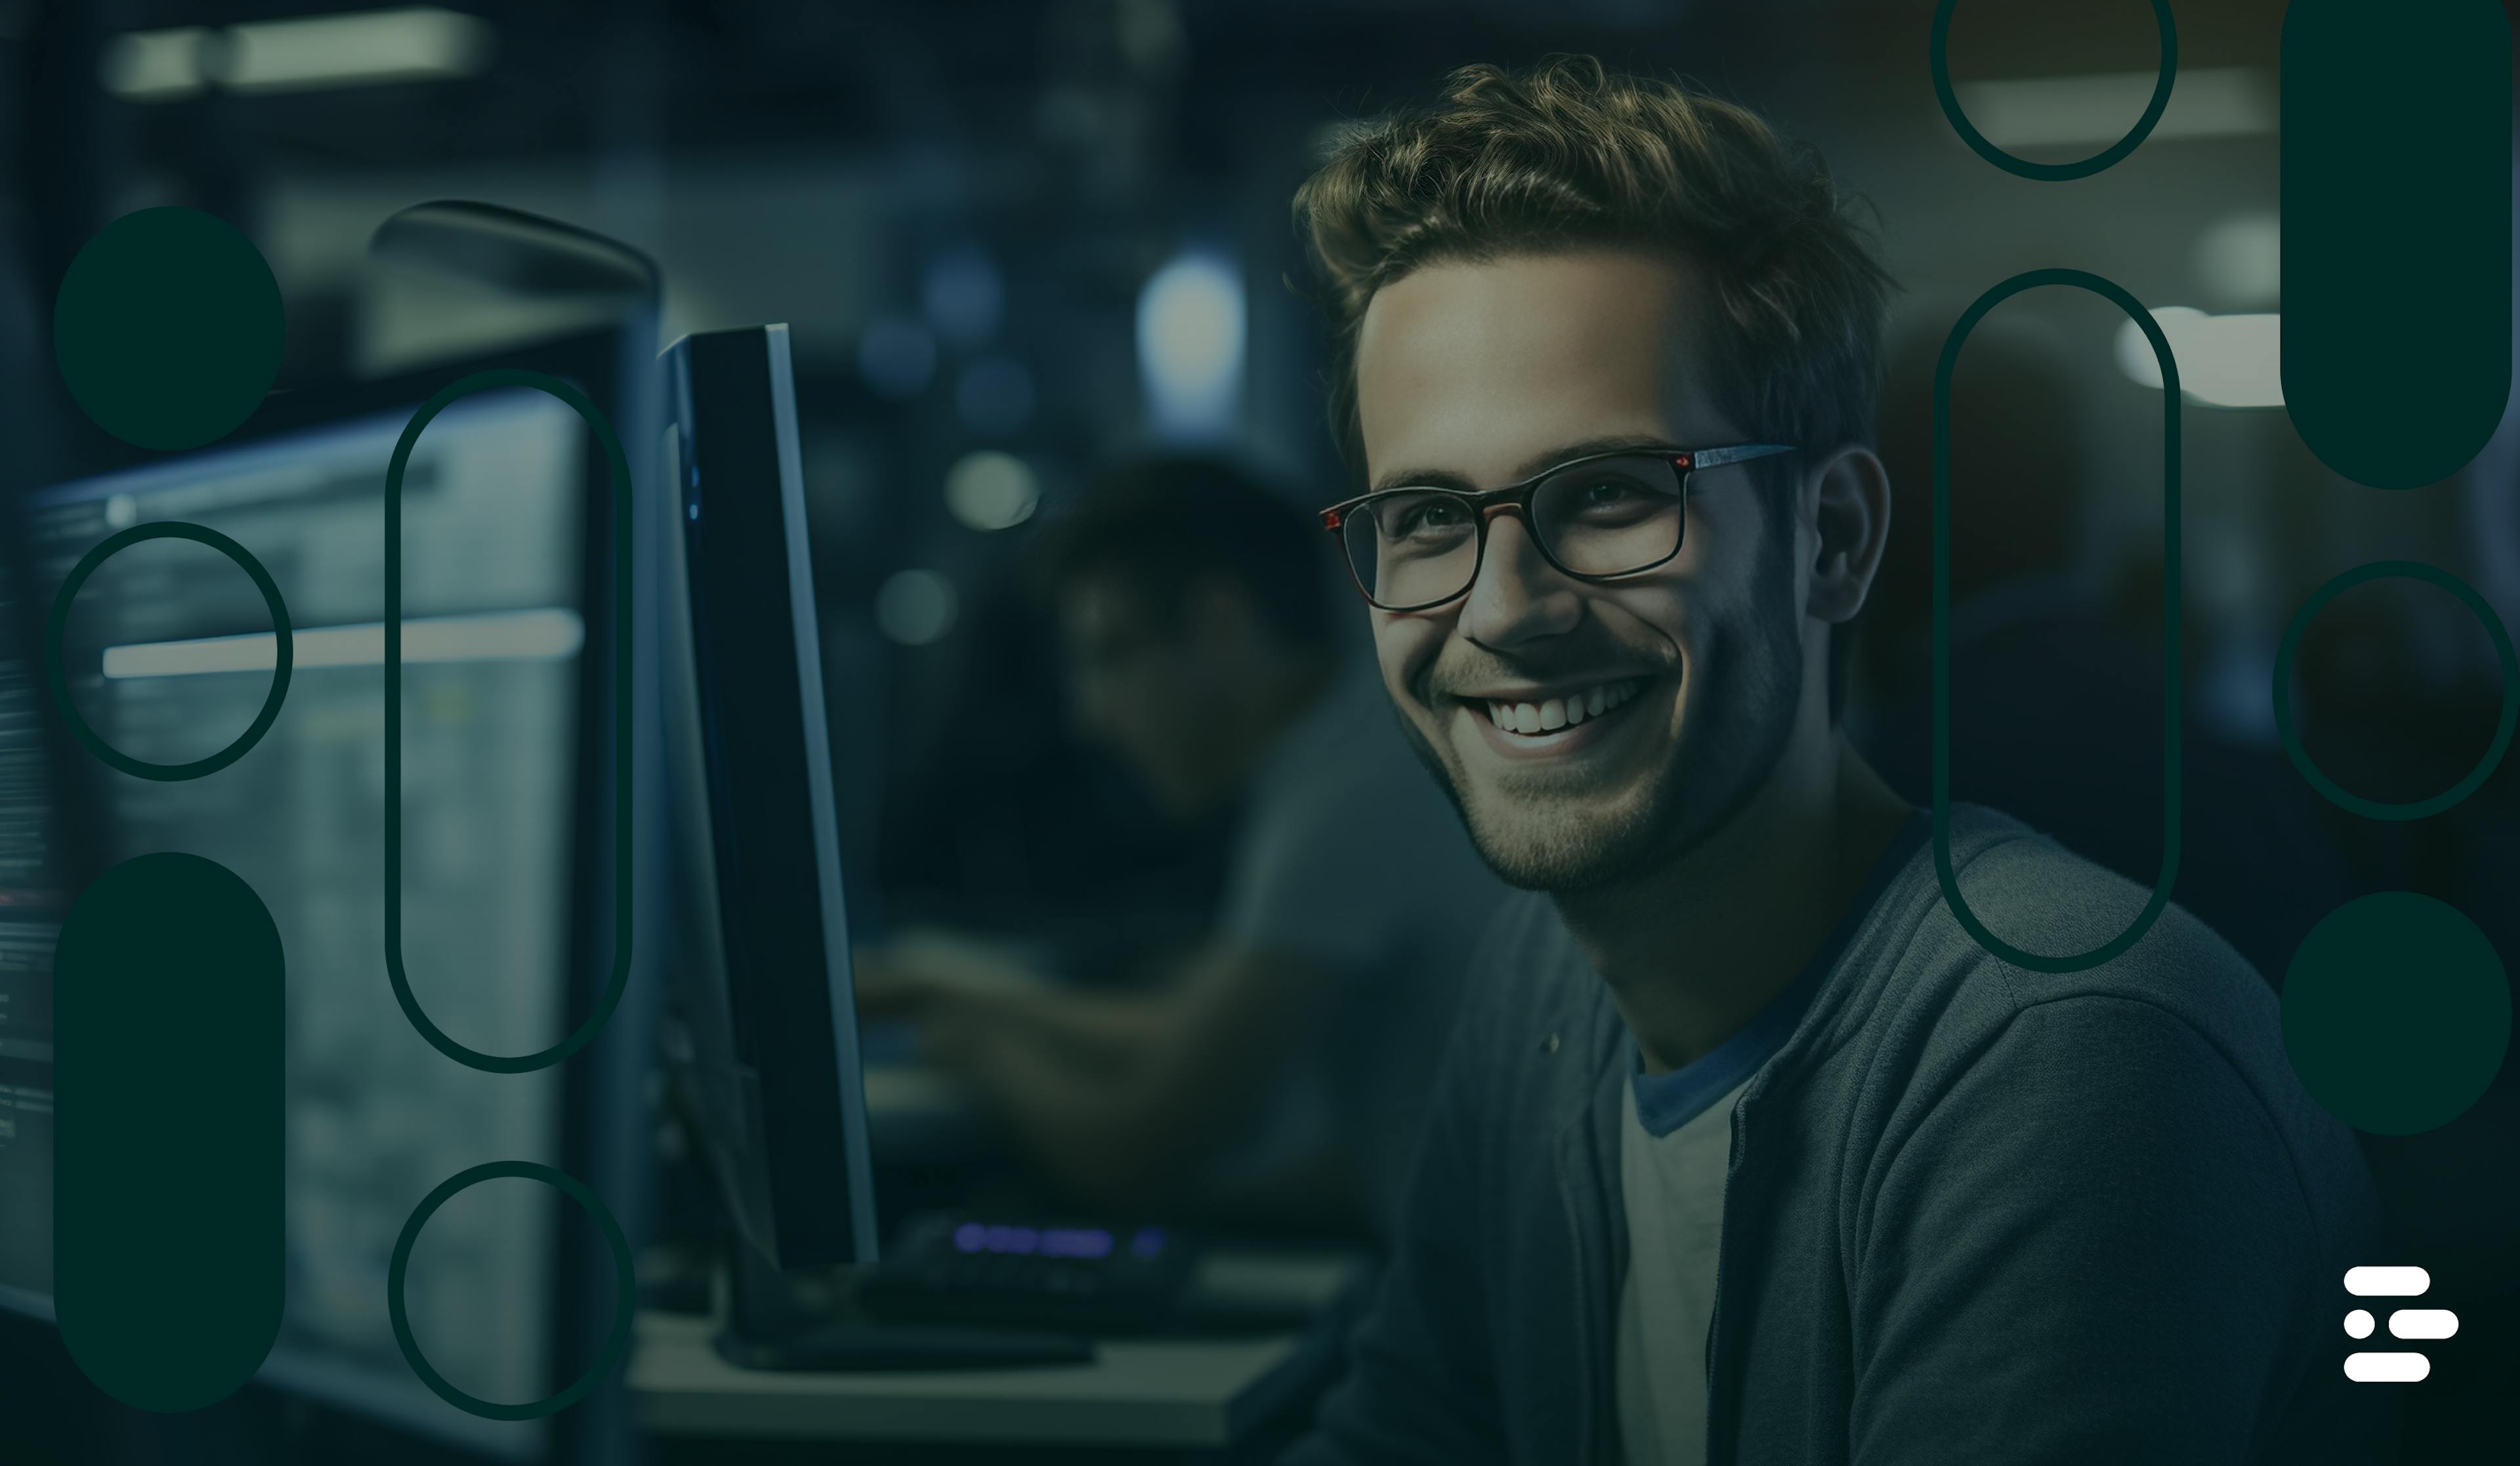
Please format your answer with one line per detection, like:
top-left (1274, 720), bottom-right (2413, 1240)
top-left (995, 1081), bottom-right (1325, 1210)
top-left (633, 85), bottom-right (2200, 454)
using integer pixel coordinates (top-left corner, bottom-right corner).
top-left (858, 1213), bottom-right (1200, 1335)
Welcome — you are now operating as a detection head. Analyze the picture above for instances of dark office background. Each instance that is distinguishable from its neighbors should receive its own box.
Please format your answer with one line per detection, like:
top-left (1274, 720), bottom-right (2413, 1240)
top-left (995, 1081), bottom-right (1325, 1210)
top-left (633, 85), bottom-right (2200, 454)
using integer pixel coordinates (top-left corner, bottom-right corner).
top-left (3, 1), bottom-right (2517, 1461)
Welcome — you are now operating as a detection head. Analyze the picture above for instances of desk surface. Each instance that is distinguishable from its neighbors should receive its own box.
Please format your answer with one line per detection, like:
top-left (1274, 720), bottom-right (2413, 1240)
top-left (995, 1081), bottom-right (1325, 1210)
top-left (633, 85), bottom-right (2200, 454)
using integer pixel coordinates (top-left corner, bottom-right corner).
top-left (632, 1250), bottom-right (1367, 1449)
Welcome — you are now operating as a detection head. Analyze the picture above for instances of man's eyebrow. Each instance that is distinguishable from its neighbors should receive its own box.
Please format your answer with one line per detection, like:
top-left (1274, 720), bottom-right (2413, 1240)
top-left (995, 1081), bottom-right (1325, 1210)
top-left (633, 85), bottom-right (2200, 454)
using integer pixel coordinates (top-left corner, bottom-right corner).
top-left (1368, 434), bottom-right (1680, 495)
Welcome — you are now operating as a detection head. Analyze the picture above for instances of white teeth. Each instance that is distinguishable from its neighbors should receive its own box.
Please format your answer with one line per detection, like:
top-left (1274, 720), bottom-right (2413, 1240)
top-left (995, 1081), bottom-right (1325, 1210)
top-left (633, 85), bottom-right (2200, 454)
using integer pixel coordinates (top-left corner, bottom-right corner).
top-left (1480, 678), bottom-right (1647, 736)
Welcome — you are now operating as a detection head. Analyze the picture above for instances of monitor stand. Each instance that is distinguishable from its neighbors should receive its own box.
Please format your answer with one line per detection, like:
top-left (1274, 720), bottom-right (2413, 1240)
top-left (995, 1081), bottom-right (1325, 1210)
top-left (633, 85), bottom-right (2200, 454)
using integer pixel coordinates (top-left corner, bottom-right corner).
top-left (710, 1238), bottom-right (1095, 1372)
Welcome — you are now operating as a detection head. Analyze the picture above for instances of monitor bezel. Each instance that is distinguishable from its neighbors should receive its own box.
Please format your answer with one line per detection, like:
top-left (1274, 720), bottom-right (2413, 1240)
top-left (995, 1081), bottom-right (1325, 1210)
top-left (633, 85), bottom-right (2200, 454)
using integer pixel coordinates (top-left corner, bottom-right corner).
top-left (655, 322), bottom-right (881, 1277)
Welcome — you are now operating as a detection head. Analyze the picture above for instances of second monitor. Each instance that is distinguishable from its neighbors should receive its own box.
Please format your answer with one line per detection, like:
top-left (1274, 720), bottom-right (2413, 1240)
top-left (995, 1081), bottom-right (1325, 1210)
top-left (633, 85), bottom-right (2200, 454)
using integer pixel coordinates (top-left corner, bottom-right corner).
top-left (654, 325), bottom-right (1095, 1372)
top-left (656, 322), bottom-right (879, 1276)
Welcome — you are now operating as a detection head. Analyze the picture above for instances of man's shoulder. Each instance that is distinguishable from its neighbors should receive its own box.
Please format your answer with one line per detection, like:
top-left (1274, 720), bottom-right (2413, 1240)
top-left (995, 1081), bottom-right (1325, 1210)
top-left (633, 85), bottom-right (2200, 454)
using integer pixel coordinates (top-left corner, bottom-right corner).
top-left (1860, 805), bottom-right (2367, 1215)
top-left (1847, 805), bottom-right (2310, 1138)
top-left (1923, 803), bottom-right (2273, 1028)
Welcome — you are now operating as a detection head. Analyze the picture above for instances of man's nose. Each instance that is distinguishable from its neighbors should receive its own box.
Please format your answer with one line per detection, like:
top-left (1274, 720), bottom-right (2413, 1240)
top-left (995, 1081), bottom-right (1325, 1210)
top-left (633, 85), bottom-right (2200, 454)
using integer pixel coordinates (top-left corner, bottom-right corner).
top-left (1456, 511), bottom-right (1581, 647)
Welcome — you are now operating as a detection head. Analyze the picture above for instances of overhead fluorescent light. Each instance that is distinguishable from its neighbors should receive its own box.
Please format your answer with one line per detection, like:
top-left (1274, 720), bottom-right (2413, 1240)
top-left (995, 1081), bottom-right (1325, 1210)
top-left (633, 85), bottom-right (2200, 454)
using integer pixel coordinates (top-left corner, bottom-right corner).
top-left (1137, 249), bottom-right (1246, 443)
top-left (98, 8), bottom-right (494, 103)
top-left (2194, 211), bottom-right (2281, 309)
top-left (98, 27), bottom-right (213, 102)
top-left (222, 7), bottom-right (494, 94)
top-left (1956, 66), bottom-right (2273, 150)
top-left (101, 608), bottom-right (581, 680)
top-left (2114, 306), bottom-right (2285, 409)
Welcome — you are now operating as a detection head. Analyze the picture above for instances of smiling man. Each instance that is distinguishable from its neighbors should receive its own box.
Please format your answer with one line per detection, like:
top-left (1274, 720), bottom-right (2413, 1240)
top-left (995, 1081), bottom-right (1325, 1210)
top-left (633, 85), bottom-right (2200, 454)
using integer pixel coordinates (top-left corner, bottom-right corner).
top-left (1280, 58), bottom-right (2388, 1466)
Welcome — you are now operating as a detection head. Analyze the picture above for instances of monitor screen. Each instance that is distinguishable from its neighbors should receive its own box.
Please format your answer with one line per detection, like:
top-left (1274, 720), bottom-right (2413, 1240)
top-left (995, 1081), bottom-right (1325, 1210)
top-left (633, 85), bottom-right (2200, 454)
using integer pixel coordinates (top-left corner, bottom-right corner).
top-left (12, 386), bottom-right (591, 1458)
top-left (0, 553), bottom-right (64, 1316)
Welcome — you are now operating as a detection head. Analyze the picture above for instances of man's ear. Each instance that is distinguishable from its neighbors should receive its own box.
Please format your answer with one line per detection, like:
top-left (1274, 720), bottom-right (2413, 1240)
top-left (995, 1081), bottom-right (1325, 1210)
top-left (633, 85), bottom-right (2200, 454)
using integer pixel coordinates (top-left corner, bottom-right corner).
top-left (1805, 445), bottom-right (1891, 629)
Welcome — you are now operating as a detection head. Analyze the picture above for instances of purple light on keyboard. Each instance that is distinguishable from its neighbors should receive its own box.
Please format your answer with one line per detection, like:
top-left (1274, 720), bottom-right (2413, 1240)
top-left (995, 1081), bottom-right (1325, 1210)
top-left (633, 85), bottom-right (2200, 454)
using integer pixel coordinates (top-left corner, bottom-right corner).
top-left (952, 1222), bottom-right (986, 1253)
top-left (1131, 1226), bottom-right (1166, 1259)
top-left (1040, 1228), bottom-right (1114, 1259)
top-left (979, 1225), bottom-right (1041, 1254)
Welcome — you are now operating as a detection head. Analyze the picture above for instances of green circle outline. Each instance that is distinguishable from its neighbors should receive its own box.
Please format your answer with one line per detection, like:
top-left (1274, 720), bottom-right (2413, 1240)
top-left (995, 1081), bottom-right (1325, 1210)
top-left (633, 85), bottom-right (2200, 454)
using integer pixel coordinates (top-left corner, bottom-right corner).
top-left (387, 1161), bottom-right (634, 1422)
top-left (42, 520), bottom-right (294, 782)
top-left (1930, 0), bottom-right (2179, 180)
top-left (384, 369), bottom-right (634, 1074)
top-left (2272, 560), bottom-right (2517, 821)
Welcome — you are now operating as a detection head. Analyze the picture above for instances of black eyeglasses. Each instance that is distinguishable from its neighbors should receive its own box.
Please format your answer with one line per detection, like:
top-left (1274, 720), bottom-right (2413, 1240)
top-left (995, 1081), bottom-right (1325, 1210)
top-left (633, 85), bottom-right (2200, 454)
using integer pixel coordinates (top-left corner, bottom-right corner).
top-left (1318, 444), bottom-right (1797, 612)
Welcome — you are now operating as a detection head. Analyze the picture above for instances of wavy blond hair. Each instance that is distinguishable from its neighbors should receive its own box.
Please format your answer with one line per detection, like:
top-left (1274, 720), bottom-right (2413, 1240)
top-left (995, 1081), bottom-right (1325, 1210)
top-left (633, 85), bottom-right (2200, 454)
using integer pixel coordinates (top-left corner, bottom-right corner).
top-left (1292, 55), bottom-right (1895, 717)
top-left (1293, 55), bottom-right (1895, 481)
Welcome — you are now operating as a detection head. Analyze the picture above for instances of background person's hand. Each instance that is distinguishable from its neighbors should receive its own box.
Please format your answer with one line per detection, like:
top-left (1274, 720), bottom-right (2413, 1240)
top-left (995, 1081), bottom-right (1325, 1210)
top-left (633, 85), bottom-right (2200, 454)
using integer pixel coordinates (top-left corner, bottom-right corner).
top-left (910, 996), bottom-right (996, 1072)
top-left (854, 927), bottom-right (1049, 1018)
top-left (850, 950), bottom-right (940, 1017)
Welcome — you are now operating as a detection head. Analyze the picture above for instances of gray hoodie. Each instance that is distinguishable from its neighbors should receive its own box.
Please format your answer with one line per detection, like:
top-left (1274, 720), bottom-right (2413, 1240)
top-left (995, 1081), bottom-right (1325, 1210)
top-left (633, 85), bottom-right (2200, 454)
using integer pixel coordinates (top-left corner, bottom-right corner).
top-left (1285, 805), bottom-right (2391, 1465)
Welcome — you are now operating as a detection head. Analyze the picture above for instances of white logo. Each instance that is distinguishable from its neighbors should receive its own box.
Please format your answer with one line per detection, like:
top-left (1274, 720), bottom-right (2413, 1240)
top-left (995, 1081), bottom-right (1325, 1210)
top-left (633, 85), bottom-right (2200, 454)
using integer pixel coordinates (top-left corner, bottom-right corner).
top-left (2342, 1267), bottom-right (2456, 1382)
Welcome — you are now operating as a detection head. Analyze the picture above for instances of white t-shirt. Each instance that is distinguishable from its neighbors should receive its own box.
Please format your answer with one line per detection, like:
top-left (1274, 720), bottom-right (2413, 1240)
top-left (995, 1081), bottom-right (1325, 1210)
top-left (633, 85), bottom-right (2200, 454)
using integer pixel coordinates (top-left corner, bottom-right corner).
top-left (1614, 1072), bottom-right (1748, 1466)
top-left (1610, 934), bottom-right (1834, 1466)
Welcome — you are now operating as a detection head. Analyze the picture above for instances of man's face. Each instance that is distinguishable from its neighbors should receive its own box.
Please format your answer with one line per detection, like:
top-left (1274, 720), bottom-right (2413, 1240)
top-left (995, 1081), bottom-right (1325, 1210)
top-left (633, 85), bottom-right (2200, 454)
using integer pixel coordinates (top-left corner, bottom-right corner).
top-left (1352, 248), bottom-right (1811, 892)
top-left (1057, 574), bottom-right (1238, 818)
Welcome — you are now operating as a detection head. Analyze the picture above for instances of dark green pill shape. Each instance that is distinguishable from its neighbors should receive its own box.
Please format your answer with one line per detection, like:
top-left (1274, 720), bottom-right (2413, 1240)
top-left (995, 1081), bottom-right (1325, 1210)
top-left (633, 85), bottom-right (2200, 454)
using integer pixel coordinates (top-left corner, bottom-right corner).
top-left (54, 853), bottom-right (282, 1412)
top-left (2282, 0), bottom-right (2511, 490)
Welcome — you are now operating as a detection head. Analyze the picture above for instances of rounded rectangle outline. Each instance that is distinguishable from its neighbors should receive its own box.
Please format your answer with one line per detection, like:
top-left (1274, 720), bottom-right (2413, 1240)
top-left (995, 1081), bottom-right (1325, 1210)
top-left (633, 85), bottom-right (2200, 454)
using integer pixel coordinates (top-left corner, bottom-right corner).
top-left (1933, 269), bottom-right (2180, 973)
top-left (384, 369), bottom-right (633, 1073)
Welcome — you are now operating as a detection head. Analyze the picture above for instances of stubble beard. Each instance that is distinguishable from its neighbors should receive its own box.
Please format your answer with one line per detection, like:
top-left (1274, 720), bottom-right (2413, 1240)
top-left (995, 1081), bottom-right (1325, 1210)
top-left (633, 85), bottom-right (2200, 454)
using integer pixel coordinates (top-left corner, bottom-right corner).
top-left (1393, 554), bottom-right (1807, 895)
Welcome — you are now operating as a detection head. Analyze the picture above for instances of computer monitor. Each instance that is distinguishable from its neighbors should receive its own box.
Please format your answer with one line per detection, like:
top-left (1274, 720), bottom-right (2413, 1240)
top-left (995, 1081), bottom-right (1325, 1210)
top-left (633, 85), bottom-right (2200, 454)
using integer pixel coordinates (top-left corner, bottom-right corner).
top-left (0, 532), bottom-right (72, 1320)
top-left (1, 328), bottom-right (646, 1463)
top-left (652, 328), bottom-right (1108, 1376)
top-left (654, 324), bottom-right (879, 1288)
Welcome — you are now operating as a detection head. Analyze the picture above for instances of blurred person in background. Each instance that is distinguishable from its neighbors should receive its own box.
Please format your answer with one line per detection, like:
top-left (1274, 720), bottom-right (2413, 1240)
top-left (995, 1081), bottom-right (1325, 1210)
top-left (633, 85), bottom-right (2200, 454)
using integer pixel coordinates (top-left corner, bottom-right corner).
top-left (1281, 56), bottom-right (2385, 1466)
top-left (1854, 320), bottom-right (2355, 985)
top-left (859, 455), bottom-right (1503, 1240)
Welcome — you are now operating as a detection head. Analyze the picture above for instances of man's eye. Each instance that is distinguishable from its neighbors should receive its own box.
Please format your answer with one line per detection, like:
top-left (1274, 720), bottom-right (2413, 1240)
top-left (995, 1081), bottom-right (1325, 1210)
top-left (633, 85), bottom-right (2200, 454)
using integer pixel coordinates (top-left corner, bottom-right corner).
top-left (1393, 499), bottom-right (1465, 535)
top-left (1580, 480), bottom-right (1637, 505)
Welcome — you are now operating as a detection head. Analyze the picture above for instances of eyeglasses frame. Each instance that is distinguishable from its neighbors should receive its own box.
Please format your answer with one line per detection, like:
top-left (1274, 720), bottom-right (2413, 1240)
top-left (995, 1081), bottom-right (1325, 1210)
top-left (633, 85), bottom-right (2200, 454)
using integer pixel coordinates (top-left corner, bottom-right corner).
top-left (1318, 442), bottom-right (1798, 612)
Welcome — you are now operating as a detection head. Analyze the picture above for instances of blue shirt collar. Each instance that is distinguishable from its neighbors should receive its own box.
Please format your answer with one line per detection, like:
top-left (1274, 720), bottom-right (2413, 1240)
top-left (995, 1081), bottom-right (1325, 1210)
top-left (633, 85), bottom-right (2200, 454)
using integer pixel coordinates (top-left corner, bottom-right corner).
top-left (1629, 810), bottom-right (1931, 1137)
